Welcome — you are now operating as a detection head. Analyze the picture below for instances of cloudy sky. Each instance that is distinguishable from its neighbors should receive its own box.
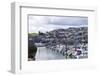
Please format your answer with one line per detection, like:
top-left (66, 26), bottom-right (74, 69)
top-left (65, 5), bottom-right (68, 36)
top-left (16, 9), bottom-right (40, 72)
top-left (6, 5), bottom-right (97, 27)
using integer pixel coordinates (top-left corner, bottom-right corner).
top-left (28, 15), bottom-right (88, 33)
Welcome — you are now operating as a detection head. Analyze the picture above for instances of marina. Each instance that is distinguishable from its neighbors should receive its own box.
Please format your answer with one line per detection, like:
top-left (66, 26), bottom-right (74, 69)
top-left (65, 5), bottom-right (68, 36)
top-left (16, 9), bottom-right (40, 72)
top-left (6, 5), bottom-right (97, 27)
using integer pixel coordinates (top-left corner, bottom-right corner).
top-left (33, 42), bottom-right (88, 60)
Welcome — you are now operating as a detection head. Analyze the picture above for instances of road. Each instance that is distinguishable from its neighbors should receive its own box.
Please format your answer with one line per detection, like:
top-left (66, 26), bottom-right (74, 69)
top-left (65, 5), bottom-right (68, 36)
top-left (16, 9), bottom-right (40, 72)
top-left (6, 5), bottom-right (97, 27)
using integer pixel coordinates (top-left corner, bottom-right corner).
top-left (35, 47), bottom-right (66, 61)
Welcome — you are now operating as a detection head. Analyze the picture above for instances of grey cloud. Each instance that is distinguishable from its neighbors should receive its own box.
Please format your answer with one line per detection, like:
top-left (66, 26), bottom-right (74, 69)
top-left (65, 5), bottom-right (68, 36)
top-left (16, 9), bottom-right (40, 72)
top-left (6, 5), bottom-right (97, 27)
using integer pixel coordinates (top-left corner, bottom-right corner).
top-left (47, 16), bottom-right (88, 26)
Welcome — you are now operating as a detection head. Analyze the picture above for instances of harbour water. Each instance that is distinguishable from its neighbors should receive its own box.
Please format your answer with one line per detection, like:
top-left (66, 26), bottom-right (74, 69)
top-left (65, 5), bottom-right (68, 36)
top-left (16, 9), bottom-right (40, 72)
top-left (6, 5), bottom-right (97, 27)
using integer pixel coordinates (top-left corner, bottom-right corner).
top-left (35, 47), bottom-right (66, 60)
